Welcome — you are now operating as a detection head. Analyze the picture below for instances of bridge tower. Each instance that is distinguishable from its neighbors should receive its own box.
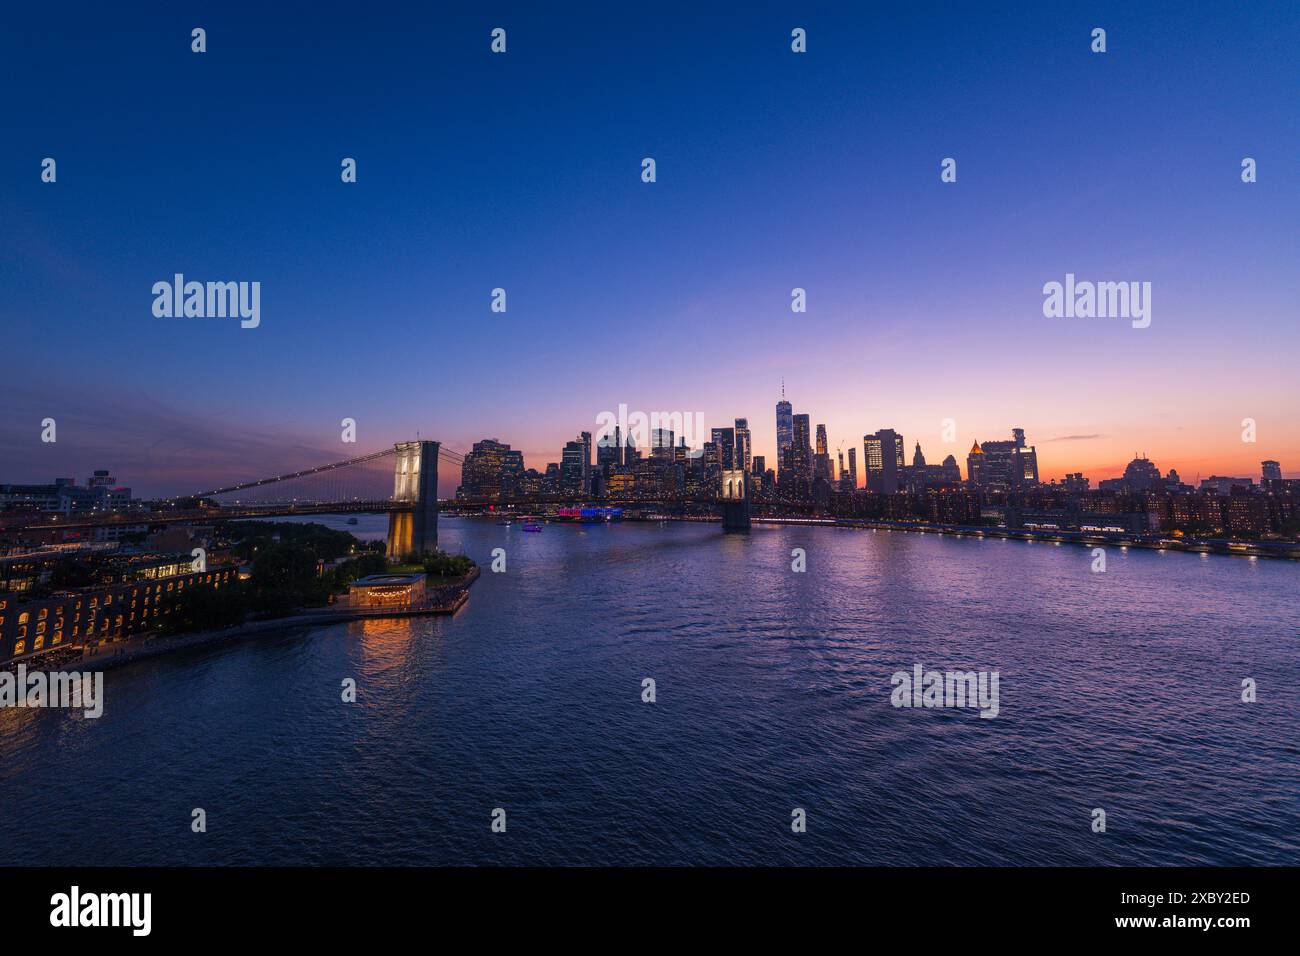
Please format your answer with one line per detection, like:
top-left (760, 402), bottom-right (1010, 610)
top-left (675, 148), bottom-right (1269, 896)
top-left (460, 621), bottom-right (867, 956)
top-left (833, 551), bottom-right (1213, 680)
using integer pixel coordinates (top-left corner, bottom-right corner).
top-left (719, 468), bottom-right (751, 532)
top-left (387, 440), bottom-right (439, 558)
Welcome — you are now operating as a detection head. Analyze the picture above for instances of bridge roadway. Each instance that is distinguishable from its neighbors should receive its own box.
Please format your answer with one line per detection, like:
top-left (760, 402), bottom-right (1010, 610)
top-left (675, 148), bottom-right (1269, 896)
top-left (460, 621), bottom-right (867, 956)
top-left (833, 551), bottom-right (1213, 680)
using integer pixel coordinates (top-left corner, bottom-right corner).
top-left (3, 494), bottom-right (768, 533)
top-left (3, 500), bottom-right (409, 533)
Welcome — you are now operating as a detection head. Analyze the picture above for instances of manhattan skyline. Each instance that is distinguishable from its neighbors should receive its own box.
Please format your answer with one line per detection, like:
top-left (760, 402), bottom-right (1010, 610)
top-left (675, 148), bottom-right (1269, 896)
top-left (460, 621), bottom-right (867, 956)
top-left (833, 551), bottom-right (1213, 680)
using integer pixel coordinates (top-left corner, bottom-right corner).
top-left (2, 2), bottom-right (1298, 496)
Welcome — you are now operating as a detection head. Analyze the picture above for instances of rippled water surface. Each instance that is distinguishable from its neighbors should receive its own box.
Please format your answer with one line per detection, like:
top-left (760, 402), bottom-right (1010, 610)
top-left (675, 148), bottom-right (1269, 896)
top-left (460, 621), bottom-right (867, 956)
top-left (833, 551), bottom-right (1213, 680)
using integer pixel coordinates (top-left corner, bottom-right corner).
top-left (2, 517), bottom-right (1297, 865)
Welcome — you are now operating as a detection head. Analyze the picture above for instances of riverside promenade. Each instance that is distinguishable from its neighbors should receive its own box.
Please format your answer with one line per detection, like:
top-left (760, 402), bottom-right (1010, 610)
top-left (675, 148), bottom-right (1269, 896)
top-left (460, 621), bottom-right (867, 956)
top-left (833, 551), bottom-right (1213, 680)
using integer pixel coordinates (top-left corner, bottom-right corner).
top-left (69, 566), bottom-right (480, 673)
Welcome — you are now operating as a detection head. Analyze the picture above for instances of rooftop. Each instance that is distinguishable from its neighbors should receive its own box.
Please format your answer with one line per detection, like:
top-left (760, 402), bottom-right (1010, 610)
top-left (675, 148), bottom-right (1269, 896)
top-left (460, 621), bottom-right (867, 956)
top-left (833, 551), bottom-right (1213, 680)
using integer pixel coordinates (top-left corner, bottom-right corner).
top-left (351, 573), bottom-right (425, 587)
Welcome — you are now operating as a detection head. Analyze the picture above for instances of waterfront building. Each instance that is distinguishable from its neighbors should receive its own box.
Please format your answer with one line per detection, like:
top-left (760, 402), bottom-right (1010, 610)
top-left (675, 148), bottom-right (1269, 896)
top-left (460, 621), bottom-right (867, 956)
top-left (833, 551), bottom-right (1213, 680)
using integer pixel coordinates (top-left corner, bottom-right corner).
top-left (347, 573), bottom-right (426, 608)
top-left (0, 563), bottom-right (237, 664)
top-left (1224, 492), bottom-right (1271, 535)
top-left (0, 471), bottom-right (138, 516)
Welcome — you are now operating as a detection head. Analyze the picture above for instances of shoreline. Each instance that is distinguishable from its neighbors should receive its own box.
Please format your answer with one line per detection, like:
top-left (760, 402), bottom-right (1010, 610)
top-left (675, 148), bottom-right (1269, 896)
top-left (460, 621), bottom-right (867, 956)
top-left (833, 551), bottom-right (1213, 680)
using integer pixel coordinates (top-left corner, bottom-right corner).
top-left (29, 566), bottom-right (480, 674)
top-left (448, 512), bottom-right (1300, 560)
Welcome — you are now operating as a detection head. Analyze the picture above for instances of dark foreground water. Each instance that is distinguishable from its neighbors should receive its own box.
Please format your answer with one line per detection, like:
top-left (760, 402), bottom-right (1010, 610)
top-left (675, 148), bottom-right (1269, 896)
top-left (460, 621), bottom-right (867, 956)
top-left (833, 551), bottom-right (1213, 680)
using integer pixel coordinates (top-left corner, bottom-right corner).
top-left (2, 517), bottom-right (1297, 866)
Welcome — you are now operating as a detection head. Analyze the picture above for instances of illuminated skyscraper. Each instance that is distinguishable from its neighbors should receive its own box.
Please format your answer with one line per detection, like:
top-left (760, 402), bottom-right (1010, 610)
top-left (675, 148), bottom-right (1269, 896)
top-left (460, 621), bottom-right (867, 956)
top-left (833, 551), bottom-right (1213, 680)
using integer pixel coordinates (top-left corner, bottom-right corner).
top-left (734, 418), bottom-right (752, 473)
top-left (711, 427), bottom-right (735, 471)
top-left (597, 425), bottom-right (621, 474)
top-left (580, 431), bottom-right (592, 494)
top-left (560, 437), bottom-right (587, 495)
top-left (864, 429), bottom-right (905, 493)
top-left (968, 428), bottom-right (1039, 491)
top-left (776, 389), bottom-right (793, 465)
top-left (792, 414), bottom-right (813, 497)
top-left (457, 438), bottom-right (523, 501)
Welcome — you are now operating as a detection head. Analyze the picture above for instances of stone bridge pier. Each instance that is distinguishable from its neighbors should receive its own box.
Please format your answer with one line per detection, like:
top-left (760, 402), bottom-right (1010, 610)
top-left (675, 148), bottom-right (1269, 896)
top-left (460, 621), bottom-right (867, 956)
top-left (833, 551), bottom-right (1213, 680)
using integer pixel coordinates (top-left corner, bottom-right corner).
top-left (387, 440), bottom-right (439, 558)
top-left (719, 468), bottom-right (751, 532)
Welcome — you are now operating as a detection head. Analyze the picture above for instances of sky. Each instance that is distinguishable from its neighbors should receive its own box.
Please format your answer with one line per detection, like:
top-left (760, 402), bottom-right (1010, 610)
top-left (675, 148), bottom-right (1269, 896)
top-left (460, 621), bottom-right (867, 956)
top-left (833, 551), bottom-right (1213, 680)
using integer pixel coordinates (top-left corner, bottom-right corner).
top-left (2, 1), bottom-right (1297, 497)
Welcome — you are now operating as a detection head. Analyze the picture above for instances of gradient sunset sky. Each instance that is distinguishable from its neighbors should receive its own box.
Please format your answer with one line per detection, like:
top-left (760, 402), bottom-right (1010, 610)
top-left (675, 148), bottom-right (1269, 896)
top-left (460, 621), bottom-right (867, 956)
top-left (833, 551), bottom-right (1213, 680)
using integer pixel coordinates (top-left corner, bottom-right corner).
top-left (2, 2), bottom-right (1297, 497)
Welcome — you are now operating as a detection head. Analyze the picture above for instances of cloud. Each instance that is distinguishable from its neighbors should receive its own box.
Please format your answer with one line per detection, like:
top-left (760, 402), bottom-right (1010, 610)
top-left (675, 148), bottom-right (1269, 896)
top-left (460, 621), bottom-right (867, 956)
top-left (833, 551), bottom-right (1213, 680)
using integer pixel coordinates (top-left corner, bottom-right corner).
top-left (1040, 434), bottom-right (1102, 443)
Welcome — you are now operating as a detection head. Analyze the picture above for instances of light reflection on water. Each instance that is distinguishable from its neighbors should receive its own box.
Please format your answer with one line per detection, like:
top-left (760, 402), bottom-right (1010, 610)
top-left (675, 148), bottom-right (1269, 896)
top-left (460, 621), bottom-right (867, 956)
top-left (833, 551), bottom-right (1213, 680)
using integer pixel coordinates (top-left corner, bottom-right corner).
top-left (1, 516), bottom-right (1297, 866)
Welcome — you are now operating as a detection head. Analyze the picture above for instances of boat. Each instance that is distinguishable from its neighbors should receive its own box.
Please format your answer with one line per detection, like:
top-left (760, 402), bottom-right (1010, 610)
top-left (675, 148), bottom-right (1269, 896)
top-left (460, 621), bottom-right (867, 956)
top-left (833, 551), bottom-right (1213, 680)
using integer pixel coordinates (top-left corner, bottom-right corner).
top-left (523, 524), bottom-right (542, 532)
top-left (496, 520), bottom-right (512, 526)
top-left (346, 517), bottom-right (358, 525)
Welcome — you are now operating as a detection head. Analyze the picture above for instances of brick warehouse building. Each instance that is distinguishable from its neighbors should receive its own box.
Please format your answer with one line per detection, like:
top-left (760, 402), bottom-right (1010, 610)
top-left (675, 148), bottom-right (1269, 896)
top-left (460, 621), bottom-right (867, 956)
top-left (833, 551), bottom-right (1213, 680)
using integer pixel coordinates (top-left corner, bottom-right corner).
top-left (0, 564), bottom-right (236, 664)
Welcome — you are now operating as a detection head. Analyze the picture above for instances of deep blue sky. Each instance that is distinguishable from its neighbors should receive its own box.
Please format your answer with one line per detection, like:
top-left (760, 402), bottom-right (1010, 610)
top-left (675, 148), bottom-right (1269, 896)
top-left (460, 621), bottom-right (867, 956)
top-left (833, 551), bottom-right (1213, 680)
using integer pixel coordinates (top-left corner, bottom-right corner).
top-left (2, 1), bottom-right (1297, 495)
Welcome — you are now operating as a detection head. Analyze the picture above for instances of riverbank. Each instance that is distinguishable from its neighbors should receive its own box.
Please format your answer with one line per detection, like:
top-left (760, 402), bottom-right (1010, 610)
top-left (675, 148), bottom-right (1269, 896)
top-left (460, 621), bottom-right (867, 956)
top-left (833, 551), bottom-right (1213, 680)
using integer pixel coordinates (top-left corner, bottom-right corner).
top-left (60, 566), bottom-right (480, 673)
top-left (451, 509), bottom-right (1300, 560)
top-left (759, 518), bottom-right (1300, 560)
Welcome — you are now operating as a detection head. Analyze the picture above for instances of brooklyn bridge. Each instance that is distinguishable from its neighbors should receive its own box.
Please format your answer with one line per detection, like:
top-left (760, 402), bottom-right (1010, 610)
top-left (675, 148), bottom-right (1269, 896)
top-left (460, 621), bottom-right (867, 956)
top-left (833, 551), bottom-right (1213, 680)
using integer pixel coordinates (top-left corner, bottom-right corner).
top-left (4, 441), bottom-right (758, 554)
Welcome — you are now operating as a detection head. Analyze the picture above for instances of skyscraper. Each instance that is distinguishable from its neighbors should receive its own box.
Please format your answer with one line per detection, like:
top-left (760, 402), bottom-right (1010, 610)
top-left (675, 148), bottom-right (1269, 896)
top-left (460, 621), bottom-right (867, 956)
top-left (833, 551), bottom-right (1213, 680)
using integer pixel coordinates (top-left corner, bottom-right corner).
top-left (734, 418), bottom-right (752, 473)
top-left (1262, 460), bottom-right (1282, 480)
top-left (597, 424), bottom-right (622, 474)
top-left (792, 414), bottom-right (813, 496)
top-left (966, 441), bottom-right (983, 486)
top-left (456, 438), bottom-right (524, 501)
top-left (651, 428), bottom-right (675, 460)
top-left (812, 424), bottom-right (832, 501)
top-left (864, 429), bottom-right (905, 493)
top-left (580, 431), bottom-right (592, 494)
top-left (711, 427), bottom-right (735, 471)
top-left (776, 395), bottom-right (793, 465)
top-left (560, 438), bottom-right (586, 495)
top-left (967, 428), bottom-right (1039, 491)
top-left (847, 447), bottom-right (858, 490)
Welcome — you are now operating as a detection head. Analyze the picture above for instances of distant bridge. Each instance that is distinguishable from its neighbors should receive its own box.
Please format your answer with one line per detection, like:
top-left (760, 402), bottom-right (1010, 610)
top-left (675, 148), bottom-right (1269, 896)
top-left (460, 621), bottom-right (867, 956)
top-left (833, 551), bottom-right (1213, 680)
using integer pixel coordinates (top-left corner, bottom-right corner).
top-left (6, 445), bottom-right (755, 553)
top-left (9, 441), bottom-right (451, 557)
